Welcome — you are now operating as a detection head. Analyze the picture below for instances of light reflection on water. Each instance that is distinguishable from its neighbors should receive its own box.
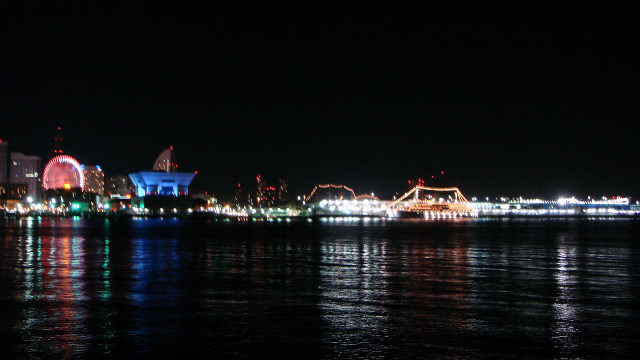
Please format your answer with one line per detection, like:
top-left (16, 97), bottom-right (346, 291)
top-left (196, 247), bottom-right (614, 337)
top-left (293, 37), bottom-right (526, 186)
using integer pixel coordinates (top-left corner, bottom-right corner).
top-left (553, 237), bottom-right (579, 356)
top-left (0, 217), bottom-right (638, 358)
top-left (16, 231), bottom-right (89, 356)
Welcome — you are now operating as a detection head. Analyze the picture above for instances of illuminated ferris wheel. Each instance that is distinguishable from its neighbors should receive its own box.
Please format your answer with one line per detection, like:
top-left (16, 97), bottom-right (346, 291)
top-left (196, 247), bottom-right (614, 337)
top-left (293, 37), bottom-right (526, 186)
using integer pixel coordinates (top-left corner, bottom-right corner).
top-left (42, 155), bottom-right (85, 191)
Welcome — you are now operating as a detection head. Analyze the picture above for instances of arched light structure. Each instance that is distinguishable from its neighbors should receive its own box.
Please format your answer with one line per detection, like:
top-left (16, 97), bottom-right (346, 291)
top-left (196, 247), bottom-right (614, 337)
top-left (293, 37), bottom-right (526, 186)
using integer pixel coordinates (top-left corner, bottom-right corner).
top-left (42, 155), bottom-right (85, 191)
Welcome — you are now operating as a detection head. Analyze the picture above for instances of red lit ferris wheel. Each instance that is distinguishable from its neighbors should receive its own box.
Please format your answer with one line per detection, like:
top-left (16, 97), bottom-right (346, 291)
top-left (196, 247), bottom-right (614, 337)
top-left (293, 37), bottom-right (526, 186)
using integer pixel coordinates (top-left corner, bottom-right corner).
top-left (42, 155), bottom-right (85, 191)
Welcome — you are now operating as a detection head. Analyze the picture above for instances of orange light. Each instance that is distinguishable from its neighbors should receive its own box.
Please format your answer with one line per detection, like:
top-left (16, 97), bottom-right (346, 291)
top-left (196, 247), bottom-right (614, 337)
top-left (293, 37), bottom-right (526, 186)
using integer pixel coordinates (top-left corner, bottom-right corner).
top-left (126, 194), bottom-right (132, 199)
top-left (64, 183), bottom-right (71, 189)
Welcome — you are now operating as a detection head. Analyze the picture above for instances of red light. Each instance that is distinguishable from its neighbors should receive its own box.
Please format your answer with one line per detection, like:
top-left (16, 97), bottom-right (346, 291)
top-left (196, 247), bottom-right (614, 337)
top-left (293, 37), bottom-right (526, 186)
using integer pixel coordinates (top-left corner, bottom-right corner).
top-left (194, 171), bottom-right (198, 174)
top-left (441, 171), bottom-right (444, 175)
top-left (237, 183), bottom-right (241, 187)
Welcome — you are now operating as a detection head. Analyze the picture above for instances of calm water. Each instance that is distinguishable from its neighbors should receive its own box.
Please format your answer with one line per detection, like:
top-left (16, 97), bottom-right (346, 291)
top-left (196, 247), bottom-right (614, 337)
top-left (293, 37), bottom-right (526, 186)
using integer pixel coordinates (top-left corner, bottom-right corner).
top-left (1, 217), bottom-right (639, 359)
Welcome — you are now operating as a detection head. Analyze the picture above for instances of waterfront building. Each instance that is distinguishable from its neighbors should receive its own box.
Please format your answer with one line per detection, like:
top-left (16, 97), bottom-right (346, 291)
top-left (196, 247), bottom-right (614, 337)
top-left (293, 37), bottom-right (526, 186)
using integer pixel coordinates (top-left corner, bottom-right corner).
top-left (82, 165), bottom-right (105, 196)
top-left (9, 152), bottom-right (42, 201)
top-left (192, 193), bottom-right (217, 210)
top-left (129, 171), bottom-right (195, 197)
top-left (107, 175), bottom-right (134, 198)
top-left (0, 183), bottom-right (28, 210)
top-left (129, 171), bottom-right (196, 214)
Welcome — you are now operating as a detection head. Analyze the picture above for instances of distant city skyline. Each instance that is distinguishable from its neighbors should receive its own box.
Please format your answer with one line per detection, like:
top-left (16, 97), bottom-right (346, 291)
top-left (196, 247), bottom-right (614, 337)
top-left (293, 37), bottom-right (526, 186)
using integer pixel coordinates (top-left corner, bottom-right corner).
top-left (2, 3), bottom-right (638, 200)
top-left (1, 131), bottom-right (637, 203)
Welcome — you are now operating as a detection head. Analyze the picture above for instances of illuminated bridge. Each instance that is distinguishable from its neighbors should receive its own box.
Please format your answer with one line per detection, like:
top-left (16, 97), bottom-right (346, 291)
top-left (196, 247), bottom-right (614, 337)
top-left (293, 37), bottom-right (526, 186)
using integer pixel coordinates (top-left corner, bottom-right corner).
top-left (304, 184), bottom-right (387, 217)
top-left (386, 185), bottom-right (477, 218)
top-left (303, 183), bottom-right (476, 218)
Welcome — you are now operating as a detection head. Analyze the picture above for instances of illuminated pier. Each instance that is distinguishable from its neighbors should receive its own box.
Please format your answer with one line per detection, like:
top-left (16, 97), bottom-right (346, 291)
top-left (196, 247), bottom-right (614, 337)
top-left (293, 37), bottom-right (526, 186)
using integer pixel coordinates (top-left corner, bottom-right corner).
top-left (471, 196), bottom-right (639, 217)
top-left (3, 177), bottom-right (640, 220)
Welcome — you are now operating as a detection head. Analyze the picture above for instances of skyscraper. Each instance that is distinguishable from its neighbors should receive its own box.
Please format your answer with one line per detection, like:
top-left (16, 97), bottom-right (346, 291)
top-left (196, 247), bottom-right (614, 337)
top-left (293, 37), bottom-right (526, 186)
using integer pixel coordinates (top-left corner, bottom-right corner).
top-left (9, 152), bottom-right (42, 201)
top-left (82, 165), bottom-right (105, 195)
top-left (0, 139), bottom-right (8, 183)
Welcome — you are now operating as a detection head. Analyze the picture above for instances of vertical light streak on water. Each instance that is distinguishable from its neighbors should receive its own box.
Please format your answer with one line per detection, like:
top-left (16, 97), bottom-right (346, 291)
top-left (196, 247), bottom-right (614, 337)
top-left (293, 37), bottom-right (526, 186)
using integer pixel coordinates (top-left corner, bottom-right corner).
top-left (53, 235), bottom-right (87, 356)
top-left (129, 231), bottom-right (182, 353)
top-left (102, 237), bottom-right (112, 300)
top-left (22, 233), bottom-right (36, 301)
top-left (552, 236), bottom-right (579, 355)
top-left (71, 235), bottom-right (91, 353)
top-left (131, 236), bottom-right (150, 308)
top-left (14, 219), bottom-right (92, 358)
top-left (71, 236), bottom-right (88, 301)
top-left (17, 219), bottom-right (47, 355)
top-left (318, 227), bottom-right (391, 359)
top-left (97, 235), bottom-right (116, 355)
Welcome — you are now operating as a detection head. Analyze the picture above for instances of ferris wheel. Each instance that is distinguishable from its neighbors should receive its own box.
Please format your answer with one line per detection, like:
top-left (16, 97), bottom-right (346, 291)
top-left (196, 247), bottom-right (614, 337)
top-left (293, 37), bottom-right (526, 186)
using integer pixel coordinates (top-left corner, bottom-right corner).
top-left (42, 155), bottom-right (85, 191)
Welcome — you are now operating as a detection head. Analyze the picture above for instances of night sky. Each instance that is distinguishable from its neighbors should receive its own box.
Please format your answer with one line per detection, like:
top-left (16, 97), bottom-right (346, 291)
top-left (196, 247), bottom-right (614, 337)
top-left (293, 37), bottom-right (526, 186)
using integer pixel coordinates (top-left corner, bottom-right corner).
top-left (2, 3), bottom-right (638, 200)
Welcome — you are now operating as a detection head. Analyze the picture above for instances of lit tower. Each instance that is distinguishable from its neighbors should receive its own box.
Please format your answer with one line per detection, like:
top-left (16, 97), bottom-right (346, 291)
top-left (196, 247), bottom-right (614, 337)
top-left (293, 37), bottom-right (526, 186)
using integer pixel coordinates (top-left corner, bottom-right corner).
top-left (54, 126), bottom-right (64, 154)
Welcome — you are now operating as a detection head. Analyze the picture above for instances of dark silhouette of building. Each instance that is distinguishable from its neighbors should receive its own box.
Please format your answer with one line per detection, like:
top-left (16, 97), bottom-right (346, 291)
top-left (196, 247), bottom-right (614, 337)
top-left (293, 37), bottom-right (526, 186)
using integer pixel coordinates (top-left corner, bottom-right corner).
top-left (0, 139), bottom-right (8, 184)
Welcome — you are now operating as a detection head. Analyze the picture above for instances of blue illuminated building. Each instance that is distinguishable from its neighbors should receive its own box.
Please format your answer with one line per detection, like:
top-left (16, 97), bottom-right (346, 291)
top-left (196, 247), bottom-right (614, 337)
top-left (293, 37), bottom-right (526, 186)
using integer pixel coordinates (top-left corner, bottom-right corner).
top-left (128, 171), bottom-right (196, 215)
top-left (129, 171), bottom-right (195, 197)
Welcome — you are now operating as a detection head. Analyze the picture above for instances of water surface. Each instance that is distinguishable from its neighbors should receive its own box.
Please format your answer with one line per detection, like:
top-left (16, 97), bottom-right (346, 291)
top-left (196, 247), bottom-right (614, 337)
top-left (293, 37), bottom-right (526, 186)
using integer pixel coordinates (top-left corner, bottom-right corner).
top-left (1, 217), bottom-right (638, 358)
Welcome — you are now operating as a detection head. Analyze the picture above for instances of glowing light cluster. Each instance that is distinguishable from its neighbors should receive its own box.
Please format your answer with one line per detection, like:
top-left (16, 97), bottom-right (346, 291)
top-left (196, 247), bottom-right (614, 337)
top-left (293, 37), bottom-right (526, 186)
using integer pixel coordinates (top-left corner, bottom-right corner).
top-left (42, 155), bottom-right (85, 191)
top-left (313, 199), bottom-right (387, 216)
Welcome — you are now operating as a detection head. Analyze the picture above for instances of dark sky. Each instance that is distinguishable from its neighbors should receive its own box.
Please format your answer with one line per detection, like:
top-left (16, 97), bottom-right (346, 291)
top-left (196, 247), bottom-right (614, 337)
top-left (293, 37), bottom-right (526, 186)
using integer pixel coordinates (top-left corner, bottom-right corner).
top-left (2, 3), bottom-right (639, 200)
